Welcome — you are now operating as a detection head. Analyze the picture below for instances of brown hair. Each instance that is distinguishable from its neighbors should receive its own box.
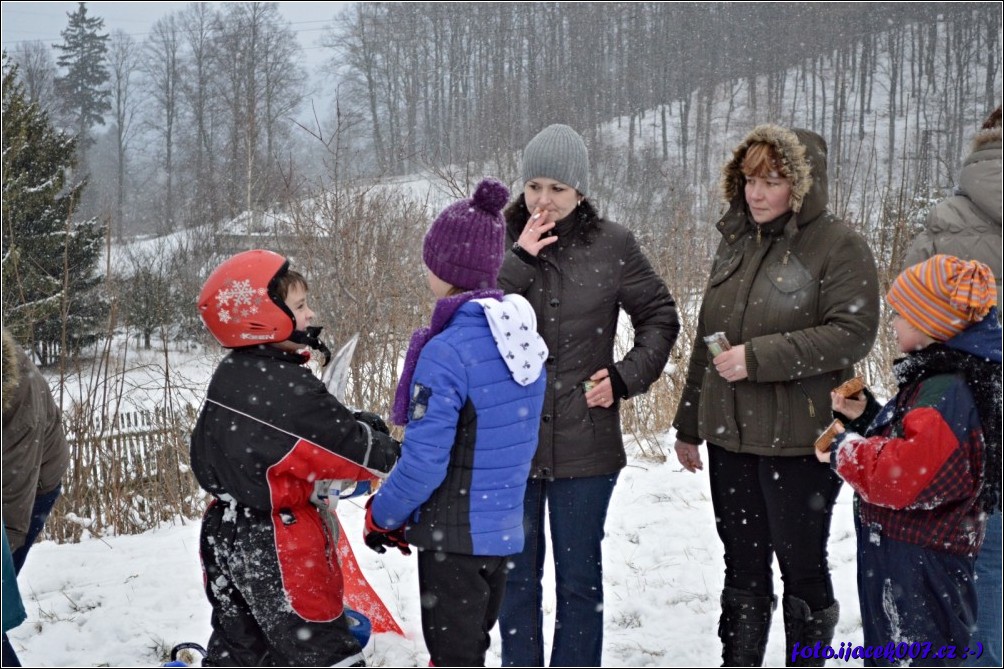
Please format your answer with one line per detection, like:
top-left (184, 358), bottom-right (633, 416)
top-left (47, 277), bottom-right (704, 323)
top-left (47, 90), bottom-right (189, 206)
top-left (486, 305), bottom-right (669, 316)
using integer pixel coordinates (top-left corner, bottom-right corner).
top-left (741, 143), bottom-right (788, 179)
top-left (273, 269), bottom-right (308, 300)
top-left (982, 105), bottom-right (1002, 130)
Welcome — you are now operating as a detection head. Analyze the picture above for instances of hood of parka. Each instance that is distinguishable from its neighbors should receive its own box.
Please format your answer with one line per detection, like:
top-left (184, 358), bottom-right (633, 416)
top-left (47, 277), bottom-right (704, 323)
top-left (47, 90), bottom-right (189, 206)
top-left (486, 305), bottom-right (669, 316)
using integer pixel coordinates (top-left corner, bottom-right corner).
top-left (959, 126), bottom-right (1002, 227)
top-left (720, 124), bottom-right (830, 224)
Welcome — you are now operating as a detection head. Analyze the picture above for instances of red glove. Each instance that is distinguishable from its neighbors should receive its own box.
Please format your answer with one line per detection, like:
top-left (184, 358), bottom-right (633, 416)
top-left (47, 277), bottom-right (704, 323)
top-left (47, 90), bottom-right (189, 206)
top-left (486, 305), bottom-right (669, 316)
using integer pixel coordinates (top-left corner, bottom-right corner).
top-left (363, 496), bottom-right (411, 556)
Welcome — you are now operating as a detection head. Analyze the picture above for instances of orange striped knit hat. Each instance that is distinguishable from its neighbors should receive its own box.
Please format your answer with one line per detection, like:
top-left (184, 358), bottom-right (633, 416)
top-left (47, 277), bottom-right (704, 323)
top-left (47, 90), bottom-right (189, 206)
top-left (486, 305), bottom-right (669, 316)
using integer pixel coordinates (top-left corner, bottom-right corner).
top-left (887, 254), bottom-right (997, 341)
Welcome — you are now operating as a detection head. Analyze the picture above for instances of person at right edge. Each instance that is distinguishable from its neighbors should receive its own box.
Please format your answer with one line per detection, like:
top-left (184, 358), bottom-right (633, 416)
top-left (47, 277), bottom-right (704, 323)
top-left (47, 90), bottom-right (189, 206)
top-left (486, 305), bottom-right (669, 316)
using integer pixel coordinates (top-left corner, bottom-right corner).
top-left (902, 104), bottom-right (1002, 668)
top-left (822, 255), bottom-right (1001, 667)
top-left (673, 125), bottom-right (880, 666)
top-left (496, 123), bottom-right (680, 667)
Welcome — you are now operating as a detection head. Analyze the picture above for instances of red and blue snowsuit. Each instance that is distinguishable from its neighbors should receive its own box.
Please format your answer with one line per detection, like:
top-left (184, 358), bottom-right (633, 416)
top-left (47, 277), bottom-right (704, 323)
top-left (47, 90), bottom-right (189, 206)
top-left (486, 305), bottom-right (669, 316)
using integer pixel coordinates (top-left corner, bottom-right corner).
top-left (190, 345), bottom-right (399, 667)
top-left (834, 312), bottom-right (1002, 665)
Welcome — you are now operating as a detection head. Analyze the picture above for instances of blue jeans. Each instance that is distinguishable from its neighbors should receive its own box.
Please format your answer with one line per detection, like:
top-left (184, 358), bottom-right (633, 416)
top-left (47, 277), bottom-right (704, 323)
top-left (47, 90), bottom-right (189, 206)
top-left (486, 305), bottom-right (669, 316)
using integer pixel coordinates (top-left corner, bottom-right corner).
top-left (973, 510), bottom-right (1002, 667)
top-left (499, 474), bottom-right (618, 667)
top-left (12, 483), bottom-right (62, 575)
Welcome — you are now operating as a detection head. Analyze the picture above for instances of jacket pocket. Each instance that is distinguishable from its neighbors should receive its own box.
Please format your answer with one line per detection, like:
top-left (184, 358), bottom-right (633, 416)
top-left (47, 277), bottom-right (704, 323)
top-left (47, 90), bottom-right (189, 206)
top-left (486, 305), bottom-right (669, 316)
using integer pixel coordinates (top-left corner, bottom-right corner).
top-left (766, 254), bottom-right (813, 293)
top-left (708, 245), bottom-right (744, 287)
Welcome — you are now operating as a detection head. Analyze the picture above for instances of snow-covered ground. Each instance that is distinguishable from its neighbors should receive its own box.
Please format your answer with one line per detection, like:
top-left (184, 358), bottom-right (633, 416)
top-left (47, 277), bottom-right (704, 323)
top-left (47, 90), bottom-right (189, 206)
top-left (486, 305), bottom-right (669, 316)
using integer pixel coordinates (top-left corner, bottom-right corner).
top-left (8, 10), bottom-right (996, 667)
top-left (6, 437), bottom-right (866, 668)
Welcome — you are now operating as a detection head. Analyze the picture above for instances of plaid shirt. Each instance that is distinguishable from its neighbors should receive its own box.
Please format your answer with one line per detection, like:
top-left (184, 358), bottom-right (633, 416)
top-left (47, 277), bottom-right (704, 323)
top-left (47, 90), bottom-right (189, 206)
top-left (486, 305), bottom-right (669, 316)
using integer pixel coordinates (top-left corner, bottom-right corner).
top-left (836, 373), bottom-right (986, 556)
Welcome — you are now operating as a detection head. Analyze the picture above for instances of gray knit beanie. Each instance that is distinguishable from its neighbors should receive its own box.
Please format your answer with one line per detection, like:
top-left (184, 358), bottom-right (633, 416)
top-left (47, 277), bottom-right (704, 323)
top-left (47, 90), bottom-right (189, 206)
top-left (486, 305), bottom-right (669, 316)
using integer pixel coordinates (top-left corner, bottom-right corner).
top-left (520, 124), bottom-right (589, 195)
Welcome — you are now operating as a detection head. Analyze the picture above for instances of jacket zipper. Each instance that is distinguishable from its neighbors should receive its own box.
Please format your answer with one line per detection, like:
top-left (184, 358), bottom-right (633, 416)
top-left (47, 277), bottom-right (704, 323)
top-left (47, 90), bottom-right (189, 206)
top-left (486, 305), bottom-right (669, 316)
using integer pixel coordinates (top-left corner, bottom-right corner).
top-left (796, 382), bottom-right (816, 418)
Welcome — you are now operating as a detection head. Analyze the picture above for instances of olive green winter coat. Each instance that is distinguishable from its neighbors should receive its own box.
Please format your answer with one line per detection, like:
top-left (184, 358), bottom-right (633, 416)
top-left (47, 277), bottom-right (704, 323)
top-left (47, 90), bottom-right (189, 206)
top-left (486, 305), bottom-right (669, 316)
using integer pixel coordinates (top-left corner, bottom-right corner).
top-left (673, 126), bottom-right (880, 457)
top-left (2, 330), bottom-right (70, 551)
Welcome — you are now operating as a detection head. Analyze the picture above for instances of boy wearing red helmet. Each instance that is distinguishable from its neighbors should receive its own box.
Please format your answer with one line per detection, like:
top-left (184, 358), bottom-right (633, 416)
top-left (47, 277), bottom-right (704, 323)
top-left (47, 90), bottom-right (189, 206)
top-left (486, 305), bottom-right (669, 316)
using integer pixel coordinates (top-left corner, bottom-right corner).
top-left (191, 250), bottom-right (400, 666)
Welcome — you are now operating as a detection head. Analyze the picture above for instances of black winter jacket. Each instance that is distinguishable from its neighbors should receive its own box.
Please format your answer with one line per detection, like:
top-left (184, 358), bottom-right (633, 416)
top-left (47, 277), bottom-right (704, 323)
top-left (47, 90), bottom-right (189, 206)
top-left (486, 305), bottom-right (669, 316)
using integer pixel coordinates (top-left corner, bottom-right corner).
top-left (498, 197), bottom-right (679, 478)
top-left (190, 346), bottom-right (399, 511)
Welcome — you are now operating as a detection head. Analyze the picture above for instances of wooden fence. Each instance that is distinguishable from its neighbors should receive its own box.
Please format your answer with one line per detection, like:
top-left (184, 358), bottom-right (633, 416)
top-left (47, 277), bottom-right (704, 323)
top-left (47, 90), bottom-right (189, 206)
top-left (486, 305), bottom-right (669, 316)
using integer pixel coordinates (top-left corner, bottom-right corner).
top-left (48, 403), bottom-right (206, 542)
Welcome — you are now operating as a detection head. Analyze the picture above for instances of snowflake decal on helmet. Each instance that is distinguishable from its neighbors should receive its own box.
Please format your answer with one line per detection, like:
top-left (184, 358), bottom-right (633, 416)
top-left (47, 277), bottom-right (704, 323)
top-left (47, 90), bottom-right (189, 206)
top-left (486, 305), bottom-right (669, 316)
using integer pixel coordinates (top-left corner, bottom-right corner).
top-left (214, 279), bottom-right (267, 325)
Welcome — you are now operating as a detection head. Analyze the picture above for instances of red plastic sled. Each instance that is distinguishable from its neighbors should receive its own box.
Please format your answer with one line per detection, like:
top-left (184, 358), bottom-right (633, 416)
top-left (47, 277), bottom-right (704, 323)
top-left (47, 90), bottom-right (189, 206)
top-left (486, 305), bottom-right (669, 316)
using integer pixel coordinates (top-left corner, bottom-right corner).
top-left (337, 517), bottom-right (405, 636)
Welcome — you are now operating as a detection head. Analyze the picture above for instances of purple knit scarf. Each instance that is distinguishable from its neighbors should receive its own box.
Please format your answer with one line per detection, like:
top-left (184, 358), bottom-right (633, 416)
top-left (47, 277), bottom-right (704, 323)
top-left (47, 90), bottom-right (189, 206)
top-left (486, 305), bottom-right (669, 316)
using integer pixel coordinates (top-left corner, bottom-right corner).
top-left (390, 288), bottom-right (503, 426)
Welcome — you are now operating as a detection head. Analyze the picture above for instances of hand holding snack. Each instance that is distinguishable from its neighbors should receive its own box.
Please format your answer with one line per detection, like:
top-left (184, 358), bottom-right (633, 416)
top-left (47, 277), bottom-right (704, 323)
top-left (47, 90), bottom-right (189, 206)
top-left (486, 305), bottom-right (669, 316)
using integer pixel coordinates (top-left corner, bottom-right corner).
top-left (713, 344), bottom-right (748, 383)
top-left (833, 376), bottom-right (865, 398)
top-left (831, 376), bottom-right (867, 420)
top-left (704, 331), bottom-right (731, 357)
top-left (814, 418), bottom-right (844, 462)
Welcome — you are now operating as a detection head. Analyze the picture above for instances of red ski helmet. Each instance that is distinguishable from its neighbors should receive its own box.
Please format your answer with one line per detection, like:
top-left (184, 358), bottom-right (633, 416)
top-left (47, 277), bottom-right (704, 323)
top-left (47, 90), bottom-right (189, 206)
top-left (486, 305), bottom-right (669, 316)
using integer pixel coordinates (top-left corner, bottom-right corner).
top-left (197, 250), bottom-right (295, 348)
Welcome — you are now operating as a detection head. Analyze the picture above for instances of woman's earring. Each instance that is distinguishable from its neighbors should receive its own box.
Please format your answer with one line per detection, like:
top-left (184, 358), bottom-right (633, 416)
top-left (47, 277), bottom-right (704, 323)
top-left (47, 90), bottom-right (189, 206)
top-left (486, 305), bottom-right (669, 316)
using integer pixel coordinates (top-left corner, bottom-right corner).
top-left (577, 199), bottom-right (583, 206)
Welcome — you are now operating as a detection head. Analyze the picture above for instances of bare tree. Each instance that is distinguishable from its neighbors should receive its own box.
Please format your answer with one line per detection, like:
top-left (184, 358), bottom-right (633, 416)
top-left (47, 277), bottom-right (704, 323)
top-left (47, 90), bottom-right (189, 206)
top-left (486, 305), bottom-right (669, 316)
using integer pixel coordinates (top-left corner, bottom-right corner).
top-left (177, 2), bottom-right (222, 229)
top-left (107, 30), bottom-right (141, 239)
top-left (144, 14), bottom-right (182, 234)
top-left (11, 41), bottom-right (57, 114)
top-left (213, 2), bottom-right (305, 217)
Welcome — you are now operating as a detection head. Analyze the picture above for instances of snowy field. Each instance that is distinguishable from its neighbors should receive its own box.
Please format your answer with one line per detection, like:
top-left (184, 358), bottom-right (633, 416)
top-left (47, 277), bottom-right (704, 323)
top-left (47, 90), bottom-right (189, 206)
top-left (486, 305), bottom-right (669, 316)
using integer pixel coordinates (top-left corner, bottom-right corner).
top-left (6, 436), bottom-right (866, 668)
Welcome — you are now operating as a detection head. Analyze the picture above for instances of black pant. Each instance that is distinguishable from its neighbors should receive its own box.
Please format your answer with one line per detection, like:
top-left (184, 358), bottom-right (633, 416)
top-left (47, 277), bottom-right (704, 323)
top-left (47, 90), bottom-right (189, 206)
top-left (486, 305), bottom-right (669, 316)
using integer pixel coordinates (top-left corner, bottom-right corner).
top-left (12, 483), bottom-right (62, 575)
top-left (418, 550), bottom-right (509, 667)
top-left (200, 501), bottom-right (362, 667)
top-left (708, 445), bottom-right (842, 610)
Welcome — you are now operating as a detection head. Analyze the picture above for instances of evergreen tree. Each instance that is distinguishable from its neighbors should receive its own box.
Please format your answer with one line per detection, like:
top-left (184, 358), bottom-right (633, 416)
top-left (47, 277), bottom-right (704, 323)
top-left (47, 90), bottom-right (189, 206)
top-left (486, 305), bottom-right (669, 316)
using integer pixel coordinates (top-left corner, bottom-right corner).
top-left (53, 1), bottom-right (110, 148)
top-left (2, 56), bottom-right (107, 365)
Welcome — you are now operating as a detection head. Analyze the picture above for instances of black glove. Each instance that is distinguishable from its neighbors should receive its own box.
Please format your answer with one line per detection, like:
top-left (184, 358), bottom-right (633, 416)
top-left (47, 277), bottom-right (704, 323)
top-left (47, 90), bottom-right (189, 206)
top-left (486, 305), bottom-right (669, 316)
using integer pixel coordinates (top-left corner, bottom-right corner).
top-left (363, 497), bottom-right (411, 556)
top-left (354, 410), bottom-right (390, 435)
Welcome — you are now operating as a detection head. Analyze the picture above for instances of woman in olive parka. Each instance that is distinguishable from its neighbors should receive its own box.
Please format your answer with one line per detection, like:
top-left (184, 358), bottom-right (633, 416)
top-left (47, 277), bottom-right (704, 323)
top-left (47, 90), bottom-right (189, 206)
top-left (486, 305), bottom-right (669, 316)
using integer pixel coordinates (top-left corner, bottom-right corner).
top-left (673, 125), bottom-right (880, 667)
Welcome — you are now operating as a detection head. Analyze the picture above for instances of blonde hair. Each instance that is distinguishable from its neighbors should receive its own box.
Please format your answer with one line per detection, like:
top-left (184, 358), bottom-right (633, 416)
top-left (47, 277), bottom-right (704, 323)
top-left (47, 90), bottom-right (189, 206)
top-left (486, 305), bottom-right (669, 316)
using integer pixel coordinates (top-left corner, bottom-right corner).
top-left (741, 143), bottom-right (788, 180)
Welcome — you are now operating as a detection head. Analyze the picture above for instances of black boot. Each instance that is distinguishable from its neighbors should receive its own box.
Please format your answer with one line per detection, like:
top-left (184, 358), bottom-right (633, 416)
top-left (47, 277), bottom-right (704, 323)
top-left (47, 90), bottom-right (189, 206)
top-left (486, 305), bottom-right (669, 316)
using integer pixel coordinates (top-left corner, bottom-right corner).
top-left (719, 587), bottom-right (777, 667)
top-left (783, 596), bottom-right (839, 667)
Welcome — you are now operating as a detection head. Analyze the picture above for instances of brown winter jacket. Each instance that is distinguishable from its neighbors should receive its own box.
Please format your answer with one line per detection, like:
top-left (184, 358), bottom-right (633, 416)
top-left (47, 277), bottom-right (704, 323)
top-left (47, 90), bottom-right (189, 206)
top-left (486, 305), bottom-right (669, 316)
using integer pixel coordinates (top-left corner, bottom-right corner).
top-left (673, 126), bottom-right (880, 457)
top-left (903, 127), bottom-right (1002, 306)
top-left (2, 330), bottom-right (70, 551)
top-left (498, 197), bottom-right (680, 478)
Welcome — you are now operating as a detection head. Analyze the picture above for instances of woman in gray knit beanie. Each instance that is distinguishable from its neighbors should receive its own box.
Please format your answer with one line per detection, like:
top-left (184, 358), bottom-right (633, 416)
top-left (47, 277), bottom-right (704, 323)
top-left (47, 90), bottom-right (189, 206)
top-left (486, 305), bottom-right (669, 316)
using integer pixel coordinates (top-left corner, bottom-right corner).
top-left (497, 124), bottom-right (680, 667)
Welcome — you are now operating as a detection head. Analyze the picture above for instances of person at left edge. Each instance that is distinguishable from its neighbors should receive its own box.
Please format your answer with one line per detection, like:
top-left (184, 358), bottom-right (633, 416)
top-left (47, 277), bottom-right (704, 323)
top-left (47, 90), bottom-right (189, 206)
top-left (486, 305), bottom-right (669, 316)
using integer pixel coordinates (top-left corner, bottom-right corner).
top-left (2, 524), bottom-right (27, 667)
top-left (3, 328), bottom-right (71, 666)
top-left (190, 250), bottom-right (401, 667)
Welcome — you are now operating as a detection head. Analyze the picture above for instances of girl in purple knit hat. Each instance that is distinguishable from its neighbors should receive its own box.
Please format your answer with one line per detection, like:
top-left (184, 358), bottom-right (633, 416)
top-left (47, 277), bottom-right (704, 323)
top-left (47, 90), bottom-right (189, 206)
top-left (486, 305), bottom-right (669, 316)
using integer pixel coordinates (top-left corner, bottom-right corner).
top-left (363, 178), bottom-right (548, 667)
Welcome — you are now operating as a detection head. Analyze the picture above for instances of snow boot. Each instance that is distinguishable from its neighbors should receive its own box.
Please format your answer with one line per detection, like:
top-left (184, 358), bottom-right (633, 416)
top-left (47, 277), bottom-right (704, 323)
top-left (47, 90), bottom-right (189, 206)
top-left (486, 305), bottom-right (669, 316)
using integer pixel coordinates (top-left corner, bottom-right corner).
top-left (719, 586), bottom-right (777, 667)
top-left (783, 596), bottom-right (839, 667)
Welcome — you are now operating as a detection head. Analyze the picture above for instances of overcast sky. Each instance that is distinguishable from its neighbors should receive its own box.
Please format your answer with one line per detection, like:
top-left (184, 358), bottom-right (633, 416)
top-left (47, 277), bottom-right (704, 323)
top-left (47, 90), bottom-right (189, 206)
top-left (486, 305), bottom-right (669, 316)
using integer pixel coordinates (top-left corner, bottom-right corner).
top-left (0, 1), bottom-right (349, 72)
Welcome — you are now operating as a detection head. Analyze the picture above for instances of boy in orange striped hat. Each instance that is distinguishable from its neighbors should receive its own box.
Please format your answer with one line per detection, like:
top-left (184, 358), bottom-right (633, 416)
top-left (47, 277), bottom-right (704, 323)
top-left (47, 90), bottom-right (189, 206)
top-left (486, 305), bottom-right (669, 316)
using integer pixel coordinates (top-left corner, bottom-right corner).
top-left (818, 254), bottom-right (1001, 661)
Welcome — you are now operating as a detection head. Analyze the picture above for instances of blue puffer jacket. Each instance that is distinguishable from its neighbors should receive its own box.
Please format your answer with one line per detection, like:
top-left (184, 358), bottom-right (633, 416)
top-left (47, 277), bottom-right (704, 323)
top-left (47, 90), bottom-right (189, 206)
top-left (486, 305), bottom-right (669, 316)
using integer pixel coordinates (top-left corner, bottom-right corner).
top-left (371, 297), bottom-right (547, 556)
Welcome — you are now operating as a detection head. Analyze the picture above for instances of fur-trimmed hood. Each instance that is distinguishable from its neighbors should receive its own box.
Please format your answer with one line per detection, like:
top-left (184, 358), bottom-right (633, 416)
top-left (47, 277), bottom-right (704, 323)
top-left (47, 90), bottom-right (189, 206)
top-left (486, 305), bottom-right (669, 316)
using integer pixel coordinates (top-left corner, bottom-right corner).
top-left (720, 125), bottom-right (829, 223)
top-left (971, 126), bottom-right (1002, 153)
top-left (2, 329), bottom-right (22, 413)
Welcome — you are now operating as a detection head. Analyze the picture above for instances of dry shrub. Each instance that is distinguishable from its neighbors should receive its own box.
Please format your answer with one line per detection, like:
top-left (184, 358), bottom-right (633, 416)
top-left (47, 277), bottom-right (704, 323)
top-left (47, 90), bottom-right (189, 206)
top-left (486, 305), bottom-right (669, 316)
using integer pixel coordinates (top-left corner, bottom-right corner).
top-left (285, 185), bottom-right (434, 421)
